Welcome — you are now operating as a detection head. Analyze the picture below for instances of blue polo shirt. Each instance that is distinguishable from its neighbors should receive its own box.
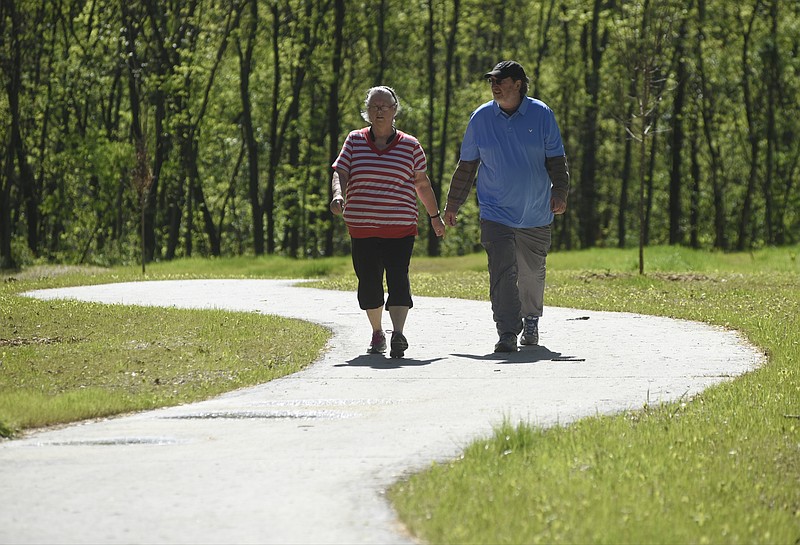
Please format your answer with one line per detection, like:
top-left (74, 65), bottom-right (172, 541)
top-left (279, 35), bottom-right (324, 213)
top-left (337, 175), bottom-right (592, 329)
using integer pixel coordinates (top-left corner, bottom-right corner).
top-left (460, 97), bottom-right (565, 228)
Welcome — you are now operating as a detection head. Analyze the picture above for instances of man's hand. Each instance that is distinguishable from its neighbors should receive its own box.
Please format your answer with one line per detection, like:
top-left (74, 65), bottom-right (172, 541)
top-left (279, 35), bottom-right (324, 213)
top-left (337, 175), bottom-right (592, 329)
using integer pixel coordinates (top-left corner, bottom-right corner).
top-left (443, 207), bottom-right (458, 227)
top-left (551, 196), bottom-right (567, 215)
top-left (330, 198), bottom-right (344, 215)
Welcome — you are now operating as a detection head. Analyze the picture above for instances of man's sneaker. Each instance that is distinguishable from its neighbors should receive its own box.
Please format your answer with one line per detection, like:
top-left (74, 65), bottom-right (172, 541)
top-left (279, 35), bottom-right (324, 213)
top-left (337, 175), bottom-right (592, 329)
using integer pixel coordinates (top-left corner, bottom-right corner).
top-left (521, 315), bottom-right (539, 346)
top-left (368, 330), bottom-right (386, 354)
top-left (390, 332), bottom-right (408, 359)
top-left (494, 333), bottom-right (518, 353)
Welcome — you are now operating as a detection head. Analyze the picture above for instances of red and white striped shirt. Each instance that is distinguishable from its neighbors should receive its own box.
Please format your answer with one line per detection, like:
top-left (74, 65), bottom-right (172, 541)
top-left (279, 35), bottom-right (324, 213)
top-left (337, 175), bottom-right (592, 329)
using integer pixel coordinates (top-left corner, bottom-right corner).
top-left (332, 127), bottom-right (427, 239)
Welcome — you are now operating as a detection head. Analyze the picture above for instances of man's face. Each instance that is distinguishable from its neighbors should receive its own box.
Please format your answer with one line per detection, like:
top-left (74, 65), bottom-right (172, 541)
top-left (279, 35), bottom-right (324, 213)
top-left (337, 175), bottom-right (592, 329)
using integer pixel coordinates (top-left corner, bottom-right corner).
top-left (487, 76), bottom-right (521, 106)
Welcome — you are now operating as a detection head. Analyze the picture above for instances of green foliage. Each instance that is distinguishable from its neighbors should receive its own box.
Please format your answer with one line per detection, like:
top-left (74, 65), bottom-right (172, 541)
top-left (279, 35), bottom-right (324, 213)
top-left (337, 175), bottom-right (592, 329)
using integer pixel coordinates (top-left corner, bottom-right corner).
top-left (2, 0), bottom-right (800, 269)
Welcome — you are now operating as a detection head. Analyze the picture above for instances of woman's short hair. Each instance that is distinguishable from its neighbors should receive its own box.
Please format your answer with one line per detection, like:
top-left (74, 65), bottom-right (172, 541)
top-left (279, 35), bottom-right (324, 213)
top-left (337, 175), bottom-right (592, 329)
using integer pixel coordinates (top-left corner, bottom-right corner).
top-left (361, 86), bottom-right (401, 122)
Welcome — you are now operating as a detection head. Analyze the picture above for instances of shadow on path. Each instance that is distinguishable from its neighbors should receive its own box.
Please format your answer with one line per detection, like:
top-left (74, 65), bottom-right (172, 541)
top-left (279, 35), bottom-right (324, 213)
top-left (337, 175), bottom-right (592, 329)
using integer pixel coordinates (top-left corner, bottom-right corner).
top-left (452, 344), bottom-right (571, 364)
top-left (336, 354), bottom-right (443, 369)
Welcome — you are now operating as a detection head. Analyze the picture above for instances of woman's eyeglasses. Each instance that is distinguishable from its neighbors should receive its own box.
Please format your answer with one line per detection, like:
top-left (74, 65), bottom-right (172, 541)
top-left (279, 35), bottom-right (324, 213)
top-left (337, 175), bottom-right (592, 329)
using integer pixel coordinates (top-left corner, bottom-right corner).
top-left (367, 104), bottom-right (396, 113)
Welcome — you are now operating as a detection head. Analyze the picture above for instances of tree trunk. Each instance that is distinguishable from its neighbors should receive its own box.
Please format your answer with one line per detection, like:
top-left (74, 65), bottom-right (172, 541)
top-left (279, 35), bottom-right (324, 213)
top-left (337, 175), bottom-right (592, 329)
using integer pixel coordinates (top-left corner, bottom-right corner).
top-left (697, 0), bottom-right (727, 250)
top-left (376, 0), bottom-right (387, 83)
top-left (264, 1), bottom-right (314, 255)
top-left (165, 152), bottom-right (186, 260)
top-left (618, 74), bottom-right (637, 248)
top-left (429, 0), bottom-right (460, 257)
top-left (556, 7), bottom-right (574, 250)
top-left (147, 95), bottom-right (167, 261)
top-left (1, 1), bottom-right (16, 268)
top-left (425, 0), bottom-right (435, 193)
top-left (763, 0), bottom-right (778, 244)
top-left (326, 0), bottom-right (345, 257)
top-left (425, 1), bottom-right (437, 257)
top-left (578, 0), bottom-right (607, 248)
top-left (637, 75), bottom-right (649, 275)
top-left (644, 126), bottom-right (658, 246)
top-left (689, 116), bottom-right (701, 249)
top-left (239, 0), bottom-right (263, 255)
top-left (121, 0), bottom-right (158, 262)
top-left (1, 139), bottom-right (14, 269)
top-left (737, 1), bottom-right (762, 250)
top-left (265, 2), bottom-right (281, 254)
top-left (187, 137), bottom-right (220, 256)
top-left (531, 0), bottom-right (557, 98)
top-left (669, 11), bottom-right (689, 246)
top-left (6, 0), bottom-right (39, 255)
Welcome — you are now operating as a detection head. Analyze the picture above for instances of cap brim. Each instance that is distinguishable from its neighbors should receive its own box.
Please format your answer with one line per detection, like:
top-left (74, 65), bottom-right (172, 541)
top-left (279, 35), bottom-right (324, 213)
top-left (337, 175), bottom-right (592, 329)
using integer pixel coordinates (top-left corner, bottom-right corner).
top-left (484, 70), bottom-right (502, 79)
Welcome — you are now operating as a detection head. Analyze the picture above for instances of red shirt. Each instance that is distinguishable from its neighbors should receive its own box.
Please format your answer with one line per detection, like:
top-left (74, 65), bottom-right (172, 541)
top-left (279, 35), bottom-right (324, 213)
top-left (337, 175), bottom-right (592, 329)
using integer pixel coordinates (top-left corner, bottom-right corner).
top-left (332, 128), bottom-right (427, 239)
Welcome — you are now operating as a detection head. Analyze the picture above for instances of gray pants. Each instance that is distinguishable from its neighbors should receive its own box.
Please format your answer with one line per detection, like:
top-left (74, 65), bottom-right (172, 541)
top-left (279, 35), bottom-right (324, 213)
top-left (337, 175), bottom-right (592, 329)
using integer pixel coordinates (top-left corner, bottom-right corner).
top-left (480, 220), bottom-right (552, 337)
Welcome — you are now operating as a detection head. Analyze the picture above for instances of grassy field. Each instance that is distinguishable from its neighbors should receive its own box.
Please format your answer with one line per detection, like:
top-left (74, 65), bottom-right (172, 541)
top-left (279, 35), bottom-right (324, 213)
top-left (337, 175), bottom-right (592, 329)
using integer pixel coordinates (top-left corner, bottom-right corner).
top-left (385, 246), bottom-right (800, 545)
top-left (1, 246), bottom-right (798, 543)
top-left (0, 256), bottom-right (351, 435)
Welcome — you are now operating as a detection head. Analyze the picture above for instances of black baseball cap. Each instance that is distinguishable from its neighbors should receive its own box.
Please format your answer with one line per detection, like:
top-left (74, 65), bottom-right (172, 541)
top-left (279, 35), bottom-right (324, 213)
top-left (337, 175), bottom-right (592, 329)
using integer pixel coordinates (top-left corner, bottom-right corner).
top-left (484, 60), bottom-right (527, 81)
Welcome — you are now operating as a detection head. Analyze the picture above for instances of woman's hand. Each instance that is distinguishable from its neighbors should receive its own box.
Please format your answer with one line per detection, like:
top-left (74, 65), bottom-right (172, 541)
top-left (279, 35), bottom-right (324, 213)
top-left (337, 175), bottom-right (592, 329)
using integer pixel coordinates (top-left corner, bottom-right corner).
top-left (330, 198), bottom-right (344, 215)
top-left (431, 216), bottom-right (446, 238)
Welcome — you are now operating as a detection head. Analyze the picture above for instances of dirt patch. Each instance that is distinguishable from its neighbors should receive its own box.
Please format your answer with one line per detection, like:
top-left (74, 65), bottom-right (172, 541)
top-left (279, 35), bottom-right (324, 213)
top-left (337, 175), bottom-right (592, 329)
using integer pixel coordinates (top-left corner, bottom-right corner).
top-left (652, 272), bottom-right (728, 282)
top-left (0, 336), bottom-right (64, 347)
top-left (580, 271), bottom-right (725, 283)
top-left (2, 265), bottom-right (106, 283)
top-left (579, 271), bottom-right (632, 282)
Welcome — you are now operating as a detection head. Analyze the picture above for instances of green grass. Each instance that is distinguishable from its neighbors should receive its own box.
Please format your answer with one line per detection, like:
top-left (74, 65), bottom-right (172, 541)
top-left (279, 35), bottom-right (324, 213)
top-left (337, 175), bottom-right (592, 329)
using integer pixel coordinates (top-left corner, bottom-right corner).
top-left (1, 246), bottom-right (799, 543)
top-left (383, 246), bottom-right (800, 545)
top-left (0, 301), bottom-right (327, 431)
top-left (0, 256), bottom-right (344, 434)
top-left (141, 254), bottom-right (353, 279)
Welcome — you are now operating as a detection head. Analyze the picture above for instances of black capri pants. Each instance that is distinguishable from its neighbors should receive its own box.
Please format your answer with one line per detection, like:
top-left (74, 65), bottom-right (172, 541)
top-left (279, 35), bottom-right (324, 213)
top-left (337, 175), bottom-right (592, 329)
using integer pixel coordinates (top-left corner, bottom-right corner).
top-left (351, 236), bottom-right (415, 310)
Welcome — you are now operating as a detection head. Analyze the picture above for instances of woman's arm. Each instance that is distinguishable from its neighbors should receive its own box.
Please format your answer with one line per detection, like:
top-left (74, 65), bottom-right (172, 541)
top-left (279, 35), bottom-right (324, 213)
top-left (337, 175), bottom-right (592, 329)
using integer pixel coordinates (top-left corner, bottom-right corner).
top-left (413, 170), bottom-right (445, 238)
top-left (330, 168), bottom-right (348, 215)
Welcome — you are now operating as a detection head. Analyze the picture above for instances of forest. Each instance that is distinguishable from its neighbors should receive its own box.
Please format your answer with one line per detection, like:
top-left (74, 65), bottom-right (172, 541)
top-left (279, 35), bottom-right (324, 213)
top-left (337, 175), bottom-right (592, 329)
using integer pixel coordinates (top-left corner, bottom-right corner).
top-left (1, 0), bottom-right (799, 269)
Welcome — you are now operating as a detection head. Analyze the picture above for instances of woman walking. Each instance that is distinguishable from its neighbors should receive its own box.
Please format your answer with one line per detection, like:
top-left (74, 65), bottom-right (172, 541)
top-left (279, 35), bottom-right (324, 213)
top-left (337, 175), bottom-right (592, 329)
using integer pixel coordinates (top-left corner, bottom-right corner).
top-left (330, 86), bottom-right (445, 358)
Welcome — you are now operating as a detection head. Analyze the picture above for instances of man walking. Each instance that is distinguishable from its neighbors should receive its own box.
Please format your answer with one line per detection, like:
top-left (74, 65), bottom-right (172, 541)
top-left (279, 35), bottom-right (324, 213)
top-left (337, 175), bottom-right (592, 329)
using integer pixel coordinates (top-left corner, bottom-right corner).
top-left (444, 60), bottom-right (570, 352)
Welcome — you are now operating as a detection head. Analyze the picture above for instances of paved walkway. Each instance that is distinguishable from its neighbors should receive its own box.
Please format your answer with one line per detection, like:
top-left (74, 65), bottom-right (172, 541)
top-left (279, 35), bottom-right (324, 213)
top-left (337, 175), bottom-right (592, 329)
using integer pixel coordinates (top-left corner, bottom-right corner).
top-left (1, 279), bottom-right (763, 544)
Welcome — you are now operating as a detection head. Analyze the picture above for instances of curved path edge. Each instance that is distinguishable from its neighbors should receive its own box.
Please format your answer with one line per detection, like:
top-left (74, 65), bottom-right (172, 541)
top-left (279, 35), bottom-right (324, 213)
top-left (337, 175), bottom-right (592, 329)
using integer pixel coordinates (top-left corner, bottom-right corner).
top-left (0, 279), bottom-right (764, 544)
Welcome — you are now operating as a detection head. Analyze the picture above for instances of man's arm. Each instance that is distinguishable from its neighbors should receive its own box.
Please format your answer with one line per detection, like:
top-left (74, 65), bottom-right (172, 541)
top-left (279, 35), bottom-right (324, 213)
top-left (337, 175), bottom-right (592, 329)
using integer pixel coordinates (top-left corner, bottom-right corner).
top-left (546, 155), bottom-right (570, 215)
top-left (443, 159), bottom-right (480, 226)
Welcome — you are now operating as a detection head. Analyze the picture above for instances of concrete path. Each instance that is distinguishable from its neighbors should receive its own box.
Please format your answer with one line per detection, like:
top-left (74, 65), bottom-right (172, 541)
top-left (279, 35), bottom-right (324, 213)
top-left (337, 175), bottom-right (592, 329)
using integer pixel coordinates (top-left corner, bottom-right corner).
top-left (1, 279), bottom-right (763, 544)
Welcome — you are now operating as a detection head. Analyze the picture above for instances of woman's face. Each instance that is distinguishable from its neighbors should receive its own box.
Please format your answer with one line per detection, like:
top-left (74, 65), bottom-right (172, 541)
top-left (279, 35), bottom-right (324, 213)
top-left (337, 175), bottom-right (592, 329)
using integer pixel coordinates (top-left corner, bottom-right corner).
top-left (366, 91), bottom-right (397, 126)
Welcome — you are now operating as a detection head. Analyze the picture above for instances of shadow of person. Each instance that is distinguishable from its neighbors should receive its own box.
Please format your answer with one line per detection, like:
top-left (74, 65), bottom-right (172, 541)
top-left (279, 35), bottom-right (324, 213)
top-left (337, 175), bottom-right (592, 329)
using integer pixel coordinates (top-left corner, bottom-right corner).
top-left (452, 344), bottom-right (581, 364)
top-left (334, 354), bottom-right (443, 370)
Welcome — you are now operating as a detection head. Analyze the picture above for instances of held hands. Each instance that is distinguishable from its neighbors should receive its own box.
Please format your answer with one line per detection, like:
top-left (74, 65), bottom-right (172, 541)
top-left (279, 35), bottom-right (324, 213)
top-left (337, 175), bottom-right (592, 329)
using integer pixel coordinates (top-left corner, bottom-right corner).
top-left (443, 208), bottom-right (458, 227)
top-left (330, 198), bottom-right (344, 215)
